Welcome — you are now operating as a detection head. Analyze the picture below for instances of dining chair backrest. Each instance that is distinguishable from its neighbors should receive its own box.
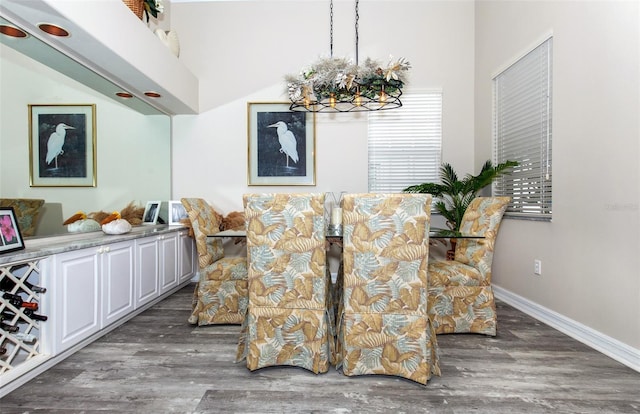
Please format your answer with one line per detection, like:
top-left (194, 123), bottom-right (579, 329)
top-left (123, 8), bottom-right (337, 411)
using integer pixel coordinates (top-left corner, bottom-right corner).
top-left (337, 193), bottom-right (440, 385)
top-left (238, 193), bottom-right (333, 374)
top-left (454, 196), bottom-right (510, 282)
top-left (180, 197), bottom-right (248, 326)
top-left (181, 198), bottom-right (225, 269)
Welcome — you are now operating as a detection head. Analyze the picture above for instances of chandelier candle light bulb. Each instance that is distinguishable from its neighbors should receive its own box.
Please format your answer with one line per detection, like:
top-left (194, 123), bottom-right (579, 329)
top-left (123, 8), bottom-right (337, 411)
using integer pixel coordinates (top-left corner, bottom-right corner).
top-left (331, 207), bottom-right (343, 225)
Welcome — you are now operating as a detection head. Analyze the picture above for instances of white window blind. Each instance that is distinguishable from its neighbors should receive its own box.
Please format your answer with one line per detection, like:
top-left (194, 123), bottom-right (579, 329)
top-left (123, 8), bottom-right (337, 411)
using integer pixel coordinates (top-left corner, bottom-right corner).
top-left (368, 93), bottom-right (442, 193)
top-left (493, 37), bottom-right (553, 219)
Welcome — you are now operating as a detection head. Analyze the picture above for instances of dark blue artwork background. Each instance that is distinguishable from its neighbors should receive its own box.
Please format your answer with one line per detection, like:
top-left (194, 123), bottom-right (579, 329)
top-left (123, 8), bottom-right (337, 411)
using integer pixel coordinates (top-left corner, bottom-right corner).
top-left (256, 111), bottom-right (306, 177)
top-left (37, 113), bottom-right (87, 178)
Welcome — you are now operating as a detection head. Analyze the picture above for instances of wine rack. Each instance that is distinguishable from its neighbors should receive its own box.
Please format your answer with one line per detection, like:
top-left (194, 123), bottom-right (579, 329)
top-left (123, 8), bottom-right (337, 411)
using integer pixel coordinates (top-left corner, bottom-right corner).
top-left (0, 259), bottom-right (46, 375)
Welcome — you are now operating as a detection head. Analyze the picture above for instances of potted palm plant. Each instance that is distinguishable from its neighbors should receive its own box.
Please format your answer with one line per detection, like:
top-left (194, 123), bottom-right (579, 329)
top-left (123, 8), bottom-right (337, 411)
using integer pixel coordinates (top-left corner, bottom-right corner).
top-left (403, 160), bottom-right (517, 258)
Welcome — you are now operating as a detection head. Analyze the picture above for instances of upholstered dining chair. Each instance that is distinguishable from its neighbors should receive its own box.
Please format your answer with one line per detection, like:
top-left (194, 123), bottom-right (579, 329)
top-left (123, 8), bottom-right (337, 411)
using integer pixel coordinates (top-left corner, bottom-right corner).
top-left (236, 193), bottom-right (334, 374)
top-left (181, 198), bottom-right (248, 326)
top-left (0, 198), bottom-right (45, 237)
top-left (428, 196), bottom-right (510, 336)
top-left (336, 193), bottom-right (440, 385)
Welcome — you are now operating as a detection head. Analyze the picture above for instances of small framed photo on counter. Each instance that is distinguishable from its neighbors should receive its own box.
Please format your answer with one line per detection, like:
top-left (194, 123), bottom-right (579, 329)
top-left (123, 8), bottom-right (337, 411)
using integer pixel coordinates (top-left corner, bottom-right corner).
top-left (142, 201), bottom-right (161, 225)
top-left (0, 207), bottom-right (25, 254)
top-left (168, 200), bottom-right (188, 226)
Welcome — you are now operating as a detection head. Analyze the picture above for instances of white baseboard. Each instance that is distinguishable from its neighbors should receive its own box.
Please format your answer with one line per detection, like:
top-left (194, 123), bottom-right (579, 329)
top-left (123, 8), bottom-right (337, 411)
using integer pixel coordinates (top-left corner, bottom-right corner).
top-left (494, 285), bottom-right (640, 373)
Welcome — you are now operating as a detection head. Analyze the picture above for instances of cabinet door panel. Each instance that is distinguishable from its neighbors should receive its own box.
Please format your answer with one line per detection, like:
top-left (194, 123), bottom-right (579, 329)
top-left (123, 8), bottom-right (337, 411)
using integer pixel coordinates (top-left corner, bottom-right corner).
top-left (136, 238), bottom-right (159, 308)
top-left (56, 250), bottom-right (100, 352)
top-left (102, 242), bottom-right (135, 327)
top-left (160, 234), bottom-right (178, 294)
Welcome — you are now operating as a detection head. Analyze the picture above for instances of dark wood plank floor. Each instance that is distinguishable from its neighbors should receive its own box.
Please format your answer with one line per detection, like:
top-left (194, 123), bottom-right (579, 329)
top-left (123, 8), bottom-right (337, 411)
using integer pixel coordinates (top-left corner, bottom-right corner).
top-left (2, 283), bottom-right (639, 413)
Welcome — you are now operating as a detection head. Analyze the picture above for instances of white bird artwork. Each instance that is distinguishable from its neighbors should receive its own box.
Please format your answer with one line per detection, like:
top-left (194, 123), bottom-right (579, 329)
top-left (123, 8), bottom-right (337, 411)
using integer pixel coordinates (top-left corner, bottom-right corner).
top-left (267, 121), bottom-right (299, 168)
top-left (46, 123), bottom-right (75, 167)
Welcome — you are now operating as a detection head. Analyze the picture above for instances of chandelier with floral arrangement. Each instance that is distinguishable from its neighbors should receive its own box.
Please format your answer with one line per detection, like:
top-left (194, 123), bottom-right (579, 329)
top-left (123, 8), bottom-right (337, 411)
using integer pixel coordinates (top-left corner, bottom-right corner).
top-left (286, 0), bottom-right (410, 113)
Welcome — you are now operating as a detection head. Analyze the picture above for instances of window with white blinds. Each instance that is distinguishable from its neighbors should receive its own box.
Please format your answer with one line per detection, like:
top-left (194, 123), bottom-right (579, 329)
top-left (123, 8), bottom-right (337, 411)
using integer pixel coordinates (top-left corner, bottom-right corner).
top-left (368, 93), bottom-right (442, 193)
top-left (493, 37), bottom-right (553, 219)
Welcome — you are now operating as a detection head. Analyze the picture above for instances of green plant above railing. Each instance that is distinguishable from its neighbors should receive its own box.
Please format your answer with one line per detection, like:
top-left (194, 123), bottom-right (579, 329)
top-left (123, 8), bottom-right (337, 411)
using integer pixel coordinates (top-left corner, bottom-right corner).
top-left (403, 160), bottom-right (518, 231)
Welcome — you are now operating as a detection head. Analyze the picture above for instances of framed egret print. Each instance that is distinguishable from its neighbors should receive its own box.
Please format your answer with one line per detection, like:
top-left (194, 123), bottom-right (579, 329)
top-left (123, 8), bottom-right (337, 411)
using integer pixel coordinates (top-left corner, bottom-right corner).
top-left (29, 104), bottom-right (97, 187)
top-left (247, 102), bottom-right (316, 186)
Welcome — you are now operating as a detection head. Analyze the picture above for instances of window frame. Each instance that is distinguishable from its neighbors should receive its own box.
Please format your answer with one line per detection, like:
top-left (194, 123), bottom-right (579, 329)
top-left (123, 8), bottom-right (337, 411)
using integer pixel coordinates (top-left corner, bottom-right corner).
top-left (493, 37), bottom-right (553, 220)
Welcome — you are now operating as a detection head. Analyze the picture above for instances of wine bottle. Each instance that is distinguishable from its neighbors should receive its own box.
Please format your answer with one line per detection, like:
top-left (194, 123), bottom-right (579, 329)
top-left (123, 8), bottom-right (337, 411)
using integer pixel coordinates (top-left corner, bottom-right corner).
top-left (0, 277), bottom-right (46, 294)
top-left (22, 309), bottom-right (48, 322)
top-left (13, 332), bottom-right (36, 343)
top-left (0, 311), bottom-right (16, 322)
top-left (1, 309), bottom-right (47, 322)
top-left (2, 293), bottom-right (39, 310)
top-left (1, 322), bottom-right (19, 333)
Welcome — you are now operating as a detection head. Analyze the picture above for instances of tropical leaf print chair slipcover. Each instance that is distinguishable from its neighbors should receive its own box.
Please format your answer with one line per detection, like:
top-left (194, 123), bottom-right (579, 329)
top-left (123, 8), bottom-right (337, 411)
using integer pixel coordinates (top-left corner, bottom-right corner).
top-left (181, 198), bottom-right (248, 325)
top-left (236, 193), bottom-right (334, 374)
top-left (336, 193), bottom-right (441, 385)
top-left (428, 196), bottom-right (510, 336)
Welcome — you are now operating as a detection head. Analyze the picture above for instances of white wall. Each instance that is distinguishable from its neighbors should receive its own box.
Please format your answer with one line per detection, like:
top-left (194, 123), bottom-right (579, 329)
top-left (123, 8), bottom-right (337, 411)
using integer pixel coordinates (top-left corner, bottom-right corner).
top-left (0, 45), bottom-right (172, 223)
top-left (475, 0), bottom-right (640, 352)
top-left (170, 0), bottom-right (476, 214)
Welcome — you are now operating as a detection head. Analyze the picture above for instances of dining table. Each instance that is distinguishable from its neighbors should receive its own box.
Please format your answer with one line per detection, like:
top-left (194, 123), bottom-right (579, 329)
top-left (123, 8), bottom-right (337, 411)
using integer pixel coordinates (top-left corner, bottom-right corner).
top-left (208, 228), bottom-right (484, 241)
top-left (208, 227), bottom-right (484, 259)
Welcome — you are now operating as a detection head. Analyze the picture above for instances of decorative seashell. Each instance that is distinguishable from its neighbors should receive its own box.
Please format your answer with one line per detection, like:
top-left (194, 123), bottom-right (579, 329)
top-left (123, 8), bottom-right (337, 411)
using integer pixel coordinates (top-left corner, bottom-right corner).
top-left (166, 30), bottom-right (180, 57)
top-left (154, 28), bottom-right (168, 44)
top-left (102, 219), bottom-right (132, 235)
top-left (154, 28), bottom-right (180, 57)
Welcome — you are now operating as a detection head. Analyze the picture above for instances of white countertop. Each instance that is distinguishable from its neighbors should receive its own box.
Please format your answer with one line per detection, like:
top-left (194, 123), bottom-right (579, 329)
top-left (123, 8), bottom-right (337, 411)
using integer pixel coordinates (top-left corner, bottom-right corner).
top-left (0, 225), bottom-right (189, 265)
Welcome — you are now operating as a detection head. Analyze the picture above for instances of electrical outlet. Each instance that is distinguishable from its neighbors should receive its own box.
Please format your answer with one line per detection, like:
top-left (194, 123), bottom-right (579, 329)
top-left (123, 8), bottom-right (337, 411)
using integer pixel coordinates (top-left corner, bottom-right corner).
top-left (534, 259), bottom-right (542, 275)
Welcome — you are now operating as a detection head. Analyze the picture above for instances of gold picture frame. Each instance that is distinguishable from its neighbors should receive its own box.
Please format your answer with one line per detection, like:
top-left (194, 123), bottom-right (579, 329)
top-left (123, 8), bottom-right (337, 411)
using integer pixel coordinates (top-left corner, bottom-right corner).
top-left (29, 104), bottom-right (97, 187)
top-left (247, 102), bottom-right (316, 186)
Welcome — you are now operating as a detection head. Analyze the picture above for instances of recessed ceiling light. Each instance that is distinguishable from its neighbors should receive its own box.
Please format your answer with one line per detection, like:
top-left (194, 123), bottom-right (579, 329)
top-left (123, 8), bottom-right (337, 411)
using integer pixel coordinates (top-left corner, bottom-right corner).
top-left (144, 92), bottom-right (161, 98)
top-left (116, 92), bottom-right (134, 99)
top-left (0, 25), bottom-right (28, 38)
top-left (38, 23), bottom-right (70, 37)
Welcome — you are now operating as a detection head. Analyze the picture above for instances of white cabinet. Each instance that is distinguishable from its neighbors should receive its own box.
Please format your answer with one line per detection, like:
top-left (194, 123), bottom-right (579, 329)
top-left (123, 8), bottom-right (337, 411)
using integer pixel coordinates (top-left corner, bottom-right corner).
top-left (0, 228), bottom-right (194, 397)
top-left (135, 232), bottom-right (183, 305)
top-left (53, 241), bottom-right (134, 354)
top-left (53, 248), bottom-right (100, 354)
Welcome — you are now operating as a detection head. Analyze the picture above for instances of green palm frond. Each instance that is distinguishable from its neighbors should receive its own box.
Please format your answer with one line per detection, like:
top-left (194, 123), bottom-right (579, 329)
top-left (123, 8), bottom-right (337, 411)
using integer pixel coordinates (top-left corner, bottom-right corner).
top-left (403, 182), bottom-right (446, 196)
top-left (403, 159), bottom-right (517, 231)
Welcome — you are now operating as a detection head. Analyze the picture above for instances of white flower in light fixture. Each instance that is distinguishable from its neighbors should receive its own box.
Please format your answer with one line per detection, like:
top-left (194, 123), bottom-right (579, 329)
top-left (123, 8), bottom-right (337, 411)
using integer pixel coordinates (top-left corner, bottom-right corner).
top-left (335, 72), bottom-right (348, 89)
top-left (384, 56), bottom-right (410, 82)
